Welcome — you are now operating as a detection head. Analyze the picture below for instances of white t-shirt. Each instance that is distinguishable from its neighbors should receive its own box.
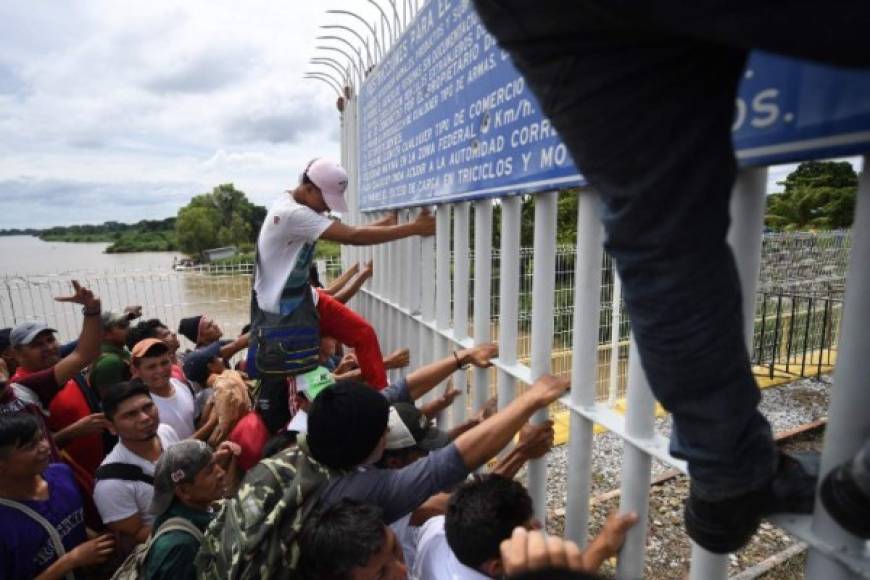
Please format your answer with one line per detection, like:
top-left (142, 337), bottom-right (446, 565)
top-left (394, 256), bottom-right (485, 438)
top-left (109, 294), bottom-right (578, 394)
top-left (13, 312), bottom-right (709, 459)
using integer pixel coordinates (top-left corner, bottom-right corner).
top-left (151, 378), bottom-right (196, 440)
top-left (390, 514), bottom-right (418, 571)
top-left (254, 195), bottom-right (333, 313)
top-left (412, 515), bottom-right (491, 580)
top-left (93, 424), bottom-right (180, 526)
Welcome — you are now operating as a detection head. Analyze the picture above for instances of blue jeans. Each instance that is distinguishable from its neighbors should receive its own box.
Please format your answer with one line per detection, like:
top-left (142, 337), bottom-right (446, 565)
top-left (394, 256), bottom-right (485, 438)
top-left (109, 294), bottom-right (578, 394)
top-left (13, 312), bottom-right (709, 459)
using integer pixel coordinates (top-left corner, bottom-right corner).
top-left (472, 0), bottom-right (870, 500)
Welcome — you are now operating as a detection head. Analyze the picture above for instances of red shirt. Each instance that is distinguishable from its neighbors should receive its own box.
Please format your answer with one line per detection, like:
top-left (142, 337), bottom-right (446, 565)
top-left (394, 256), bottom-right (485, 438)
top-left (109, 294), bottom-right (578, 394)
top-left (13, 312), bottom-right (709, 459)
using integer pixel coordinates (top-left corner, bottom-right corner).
top-left (228, 411), bottom-right (271, 472)
top-left (13, 367), bottom-right (105, 477)
top-left (1, 367), bottom-right (61, 460)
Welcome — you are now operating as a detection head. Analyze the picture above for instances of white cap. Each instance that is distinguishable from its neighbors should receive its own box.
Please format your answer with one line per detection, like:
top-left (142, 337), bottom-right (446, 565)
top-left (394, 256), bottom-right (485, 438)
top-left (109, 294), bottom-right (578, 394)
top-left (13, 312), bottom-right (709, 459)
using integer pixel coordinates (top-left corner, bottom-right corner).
top-left (306, 157), bottom-right (348, 213)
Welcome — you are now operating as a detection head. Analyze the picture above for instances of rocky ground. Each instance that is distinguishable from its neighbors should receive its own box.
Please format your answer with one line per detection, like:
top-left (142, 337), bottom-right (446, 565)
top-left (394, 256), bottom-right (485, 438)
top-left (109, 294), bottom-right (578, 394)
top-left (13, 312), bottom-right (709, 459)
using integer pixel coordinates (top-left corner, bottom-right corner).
top-left (528, 375), bottom-right (832, 579)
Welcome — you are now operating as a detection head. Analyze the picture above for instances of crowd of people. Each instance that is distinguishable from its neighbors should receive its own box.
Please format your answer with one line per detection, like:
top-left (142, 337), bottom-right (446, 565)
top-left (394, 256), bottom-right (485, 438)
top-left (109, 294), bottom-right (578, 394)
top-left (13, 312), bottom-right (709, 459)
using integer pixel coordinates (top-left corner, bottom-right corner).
top-left (0, 158), bottom-right (642, 580)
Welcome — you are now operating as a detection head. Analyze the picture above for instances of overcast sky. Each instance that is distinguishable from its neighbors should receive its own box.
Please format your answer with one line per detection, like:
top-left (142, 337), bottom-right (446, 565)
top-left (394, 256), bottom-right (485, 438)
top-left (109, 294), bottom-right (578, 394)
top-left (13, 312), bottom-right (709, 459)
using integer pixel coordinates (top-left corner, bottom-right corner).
top-left (0, 0), bottom-right (354, 229)
top-left (0, 2), bottom-right (862, 229)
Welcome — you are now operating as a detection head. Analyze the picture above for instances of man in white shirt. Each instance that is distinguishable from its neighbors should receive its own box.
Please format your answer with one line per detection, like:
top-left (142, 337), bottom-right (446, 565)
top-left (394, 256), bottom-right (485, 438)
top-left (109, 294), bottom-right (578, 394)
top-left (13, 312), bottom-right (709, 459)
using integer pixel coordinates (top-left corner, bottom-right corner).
top-left (250, 157), bottom-right (436, 432)
top-left (129, 338), bottom-right (217, 441)
top-left (93, 381), bottom-right (180, 548)
top-left (413, 475), bottom-right (637, 579)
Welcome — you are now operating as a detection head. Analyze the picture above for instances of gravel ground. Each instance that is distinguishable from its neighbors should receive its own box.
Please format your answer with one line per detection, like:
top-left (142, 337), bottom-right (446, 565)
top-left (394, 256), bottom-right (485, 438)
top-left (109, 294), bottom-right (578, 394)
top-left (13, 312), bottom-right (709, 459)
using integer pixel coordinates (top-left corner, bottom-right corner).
top-left (534, 374), bottom-right (832, 579)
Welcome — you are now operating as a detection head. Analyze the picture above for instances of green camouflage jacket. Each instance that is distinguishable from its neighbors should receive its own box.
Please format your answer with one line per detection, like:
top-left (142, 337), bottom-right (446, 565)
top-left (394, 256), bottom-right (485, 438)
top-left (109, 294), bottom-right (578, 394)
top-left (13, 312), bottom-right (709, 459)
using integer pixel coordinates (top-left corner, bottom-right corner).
top-left (195, 435), bottom-right (340, 580)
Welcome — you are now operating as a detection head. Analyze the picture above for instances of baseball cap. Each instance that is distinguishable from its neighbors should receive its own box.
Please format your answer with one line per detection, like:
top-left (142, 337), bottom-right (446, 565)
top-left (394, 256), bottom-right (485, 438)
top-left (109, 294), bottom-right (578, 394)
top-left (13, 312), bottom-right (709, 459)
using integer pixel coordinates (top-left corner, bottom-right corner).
top-left (130, 338), bottom-right (169, 363)
top-left (10, 321), bottom-right (56, 347)
top-left (149, 440), bottom-right (213, 516)
top-left (296, 366), bottom-right (334, 401)
top-left (182, 341), bottom-right (222, 385)
top-left (386, 402), bottom-right (450, 452)
top-left (305, 157), bottom-right (348, 213)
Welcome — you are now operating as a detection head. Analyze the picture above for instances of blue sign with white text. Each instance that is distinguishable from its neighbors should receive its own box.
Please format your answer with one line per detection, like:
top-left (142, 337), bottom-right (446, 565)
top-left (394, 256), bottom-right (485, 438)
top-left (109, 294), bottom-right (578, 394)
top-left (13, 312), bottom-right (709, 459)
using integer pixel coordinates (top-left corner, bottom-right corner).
top-left (357, 0), bottom-right (870, 211)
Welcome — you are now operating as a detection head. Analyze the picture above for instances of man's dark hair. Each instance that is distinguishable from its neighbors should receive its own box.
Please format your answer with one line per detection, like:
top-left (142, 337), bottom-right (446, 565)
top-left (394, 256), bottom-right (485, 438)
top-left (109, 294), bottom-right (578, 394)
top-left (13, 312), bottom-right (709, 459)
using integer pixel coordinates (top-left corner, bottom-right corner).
top-left (127, 318), bottom-right (169, 350)
top-left (446, 474), bottom-right (535, 570)
top-left (0, 413), bottom-right (41, 456)
top-left (297, 499), bottom-right (387, 580)
top-left (102, 380), bottom-right (151, 421)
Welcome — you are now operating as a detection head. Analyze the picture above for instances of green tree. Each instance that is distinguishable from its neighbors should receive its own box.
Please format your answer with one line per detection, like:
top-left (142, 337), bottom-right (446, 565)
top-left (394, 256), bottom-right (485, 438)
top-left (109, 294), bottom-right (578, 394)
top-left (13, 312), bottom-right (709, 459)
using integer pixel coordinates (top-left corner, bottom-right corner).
top-left (175, 184), bottom-right (267, 256)
top-left (765, 161), bottom-right (858, 231)
top-left (176, 205), bottom-right (221, 255)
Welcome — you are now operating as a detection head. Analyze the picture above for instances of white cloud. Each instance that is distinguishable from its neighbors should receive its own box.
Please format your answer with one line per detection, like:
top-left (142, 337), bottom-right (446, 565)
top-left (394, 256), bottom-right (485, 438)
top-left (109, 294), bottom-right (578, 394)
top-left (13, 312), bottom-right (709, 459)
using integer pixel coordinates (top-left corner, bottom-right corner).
top-left (0, 0), bottom-right (366, 228)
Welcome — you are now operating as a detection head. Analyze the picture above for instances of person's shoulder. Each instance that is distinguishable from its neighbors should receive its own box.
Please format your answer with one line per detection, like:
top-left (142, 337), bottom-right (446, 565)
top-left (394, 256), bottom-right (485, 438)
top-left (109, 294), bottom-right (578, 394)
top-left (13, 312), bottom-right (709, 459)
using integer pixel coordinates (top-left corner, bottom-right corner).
top-left (11, 366), bottom-right (55, 387)
top-left (158, 423), bottom-right (180, 446)
top-left (43, 461), bottom-right (75, 482)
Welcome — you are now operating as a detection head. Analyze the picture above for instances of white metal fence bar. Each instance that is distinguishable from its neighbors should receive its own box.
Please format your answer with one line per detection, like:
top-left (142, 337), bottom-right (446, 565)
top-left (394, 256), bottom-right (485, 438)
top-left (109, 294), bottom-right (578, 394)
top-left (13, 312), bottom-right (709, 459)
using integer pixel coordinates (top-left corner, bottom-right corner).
top-left (472, 199), bottom-right (493, 413)
top-left (806, 154), bottom-right (870, 579)
top-left (528, 191), bottom-right (559, 524)
top-left (565, 191), bottom-right (604, 547)
top-left (453, 202), bottom-right (471, 424)
top-left (496, 195), bottom-right (521, 422)
top-left (434, 206), bottom-right (452, 425)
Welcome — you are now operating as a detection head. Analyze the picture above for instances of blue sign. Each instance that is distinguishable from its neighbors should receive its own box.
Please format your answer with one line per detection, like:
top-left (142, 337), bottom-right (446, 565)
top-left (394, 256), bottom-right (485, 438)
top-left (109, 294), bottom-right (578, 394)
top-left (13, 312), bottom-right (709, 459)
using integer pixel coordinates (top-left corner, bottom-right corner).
top-left (358, 0), bottom-right (870, 211)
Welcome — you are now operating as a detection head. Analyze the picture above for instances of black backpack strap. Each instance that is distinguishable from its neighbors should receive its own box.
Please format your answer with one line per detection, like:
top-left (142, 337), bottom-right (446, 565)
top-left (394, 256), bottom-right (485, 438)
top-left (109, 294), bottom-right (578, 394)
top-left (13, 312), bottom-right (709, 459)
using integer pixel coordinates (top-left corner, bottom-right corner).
top-left (95, 463), bottom-right (154, 485)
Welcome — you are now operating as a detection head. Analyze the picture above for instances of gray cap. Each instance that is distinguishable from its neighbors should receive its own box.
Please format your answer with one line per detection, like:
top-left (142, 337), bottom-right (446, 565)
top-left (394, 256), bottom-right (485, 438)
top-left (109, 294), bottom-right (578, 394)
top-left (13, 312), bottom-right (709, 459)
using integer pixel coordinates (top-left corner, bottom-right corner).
top-left (385, 402), bottom-right (450, 452)
top-left (101, 311), bottom-right (129, 329)
top-left (10, 321), bottom-right (56, 347)
top-left (149, 440), bottom-right (213, 516)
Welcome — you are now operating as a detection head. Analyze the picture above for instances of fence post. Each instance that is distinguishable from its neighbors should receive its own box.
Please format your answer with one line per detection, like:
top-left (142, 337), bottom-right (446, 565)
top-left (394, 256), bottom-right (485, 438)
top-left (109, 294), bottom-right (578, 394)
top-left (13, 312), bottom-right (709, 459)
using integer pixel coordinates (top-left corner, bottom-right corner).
top-left (452, 202), bottom-right (471, 426)
top-left (434, 205), bottom-right (452, 425)
top-left (608, 268), bottom-right (623, 406)
top-left (806, 154), bottom-right (870, 579)
top-left (565, 191), bottom-right (604, 547)
top-left (528, 191), bottom-right (558, 524)
top-left (472, 199), bottom-right (493, 413)
top-left (496, 196), bottom-right (521, 419)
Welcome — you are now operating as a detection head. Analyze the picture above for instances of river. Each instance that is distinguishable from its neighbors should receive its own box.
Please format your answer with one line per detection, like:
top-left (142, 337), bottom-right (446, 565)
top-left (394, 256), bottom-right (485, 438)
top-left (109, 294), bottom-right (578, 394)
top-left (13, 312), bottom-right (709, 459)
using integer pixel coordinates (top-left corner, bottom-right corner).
top-left (0, 236), bottom-right (251, 346)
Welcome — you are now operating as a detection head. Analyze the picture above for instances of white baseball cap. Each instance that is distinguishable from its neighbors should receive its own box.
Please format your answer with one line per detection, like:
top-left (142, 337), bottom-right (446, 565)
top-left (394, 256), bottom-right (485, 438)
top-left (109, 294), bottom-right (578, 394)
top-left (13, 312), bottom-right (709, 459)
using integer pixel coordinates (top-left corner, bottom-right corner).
top-left (305, 157), bottom-right (348, 213)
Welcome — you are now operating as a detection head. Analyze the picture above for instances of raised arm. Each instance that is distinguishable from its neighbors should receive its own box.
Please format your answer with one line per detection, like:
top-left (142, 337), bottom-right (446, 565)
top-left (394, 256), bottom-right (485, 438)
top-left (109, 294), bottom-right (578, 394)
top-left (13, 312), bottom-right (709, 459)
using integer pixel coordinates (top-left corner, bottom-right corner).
top-left (53, 281), bottom-right (103, 386)
top-left (219, 333), bottom-right (249, 360)
top-left (331, 262), bottom-right (374, 304)
top-left (319, 208), bottom-right (435, 246)
top-left (405, 343), bottom-right (497, 401)
top-left (453, 374), bottom-right (568, 471)
top-left (321, 263), bottom-right (359, 295)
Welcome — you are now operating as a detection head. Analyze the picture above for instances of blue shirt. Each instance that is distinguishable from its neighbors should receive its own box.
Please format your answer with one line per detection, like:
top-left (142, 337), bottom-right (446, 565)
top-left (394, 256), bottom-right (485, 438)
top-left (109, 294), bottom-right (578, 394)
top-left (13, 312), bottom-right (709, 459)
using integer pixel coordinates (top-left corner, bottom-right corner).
top-left (0, 463), bottom-right (87, 580)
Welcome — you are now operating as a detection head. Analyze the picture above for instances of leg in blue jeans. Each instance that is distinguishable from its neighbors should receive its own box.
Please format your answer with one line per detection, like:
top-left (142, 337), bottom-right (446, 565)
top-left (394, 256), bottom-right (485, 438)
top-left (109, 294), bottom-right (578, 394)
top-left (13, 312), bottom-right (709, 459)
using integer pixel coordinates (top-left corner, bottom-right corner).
top-left (472, 0), bottom-right (870, 501)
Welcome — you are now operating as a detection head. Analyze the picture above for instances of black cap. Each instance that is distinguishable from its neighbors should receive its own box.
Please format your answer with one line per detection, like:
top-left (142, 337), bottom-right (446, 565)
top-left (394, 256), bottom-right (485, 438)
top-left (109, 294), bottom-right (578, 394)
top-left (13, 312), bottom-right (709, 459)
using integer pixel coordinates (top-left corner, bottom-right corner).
top-left (307, 380), bottom-right (389, 470)
top-left (178, 315), bottom-right (202, 344)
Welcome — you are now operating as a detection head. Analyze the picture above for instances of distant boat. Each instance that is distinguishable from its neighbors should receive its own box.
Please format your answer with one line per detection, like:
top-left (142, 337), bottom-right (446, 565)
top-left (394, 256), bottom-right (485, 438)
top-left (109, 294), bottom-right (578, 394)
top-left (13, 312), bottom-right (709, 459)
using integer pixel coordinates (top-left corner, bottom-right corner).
top-left (173, 258), bottom-right (199, 271)
top-left (201, 246), bottom-right (238, 262)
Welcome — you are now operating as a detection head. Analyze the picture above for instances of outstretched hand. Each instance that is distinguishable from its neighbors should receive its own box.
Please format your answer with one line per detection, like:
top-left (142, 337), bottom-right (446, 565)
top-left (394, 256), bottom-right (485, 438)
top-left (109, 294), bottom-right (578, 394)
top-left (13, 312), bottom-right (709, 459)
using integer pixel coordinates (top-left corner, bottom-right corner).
top-left (465, 343), bottom-right (498, 368)
top-left (516, 420), bottom-right (555, 460)
top-left (54, 280), bottom-right (100, 312)
top-left (414, 208), bottom-right (436, 236)
top-left (527, 374), bottom-right (570, 408)
top-left (500, 527), bottom-right (585, 576)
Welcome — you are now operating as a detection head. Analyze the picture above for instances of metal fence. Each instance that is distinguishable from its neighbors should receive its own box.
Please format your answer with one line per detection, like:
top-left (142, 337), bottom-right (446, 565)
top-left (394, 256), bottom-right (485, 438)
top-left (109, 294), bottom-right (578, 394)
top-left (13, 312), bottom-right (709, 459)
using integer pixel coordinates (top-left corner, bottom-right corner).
top-left (339, 66), bottom-right (870, 577)
top-left (0, 232), bottom-right (848, 401)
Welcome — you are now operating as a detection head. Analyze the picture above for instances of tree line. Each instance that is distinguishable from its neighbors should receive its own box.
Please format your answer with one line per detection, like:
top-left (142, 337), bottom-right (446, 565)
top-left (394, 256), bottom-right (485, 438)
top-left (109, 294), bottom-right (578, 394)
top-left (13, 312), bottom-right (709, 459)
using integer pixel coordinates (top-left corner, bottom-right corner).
top-left (2, 161), bottom-right (858, 255)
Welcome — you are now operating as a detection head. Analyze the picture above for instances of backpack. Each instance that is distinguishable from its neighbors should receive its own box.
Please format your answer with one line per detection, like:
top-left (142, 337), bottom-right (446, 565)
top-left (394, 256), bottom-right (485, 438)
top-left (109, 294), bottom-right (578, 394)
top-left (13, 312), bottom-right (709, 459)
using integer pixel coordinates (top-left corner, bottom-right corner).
top-left (110, 516), bottom-right (203, 580)
top-left (195, 435), bottom-right (339, 580)
top-left (248, 250), bottom-right (321, 378)
top-left (95, 463), bottom-right (154, 485)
